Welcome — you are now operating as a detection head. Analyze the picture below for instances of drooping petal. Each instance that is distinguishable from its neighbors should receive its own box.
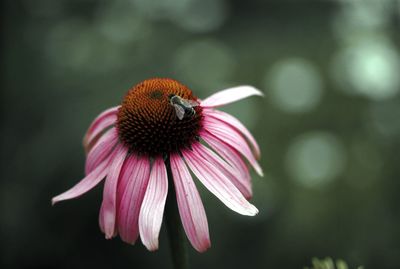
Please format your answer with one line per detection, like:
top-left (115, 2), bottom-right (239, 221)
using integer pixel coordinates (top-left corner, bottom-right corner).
top-left (99, 144), bottom-right (127, 239)
top-left (139, 157), bottom-right (168, 251)
top-left (201, 86), bottom-right (263, 108)
top-left (52, 157), bottom-right (111, 205)
top-left (192, 142), bottom-right (252, 200)
top-left (203, 109), bottom-right (261, 159)
top-left (201, 130), bottom-right (251, 184)
top-left (117, 154), bottom-right (151, 244)
top-left (85, 128), bottom-right (118, 175)
top-left (203, 117), bottom-right (264, 177)
top-left (170, 153), bottom-right (210, 252)
top-left (182, 145), bottom-right (258, 216)
top-left (83, 106), bottom-right (120, 153)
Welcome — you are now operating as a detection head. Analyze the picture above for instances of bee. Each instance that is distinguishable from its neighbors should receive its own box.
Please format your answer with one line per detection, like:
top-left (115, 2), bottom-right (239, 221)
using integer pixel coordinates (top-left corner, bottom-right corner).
top-left (169, 94), bottom-right (199, 120)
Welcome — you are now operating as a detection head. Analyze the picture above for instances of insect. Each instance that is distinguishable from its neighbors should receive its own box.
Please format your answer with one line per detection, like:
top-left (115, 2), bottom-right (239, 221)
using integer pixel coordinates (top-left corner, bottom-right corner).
top-left (169, 94), bottom-right (199, 120)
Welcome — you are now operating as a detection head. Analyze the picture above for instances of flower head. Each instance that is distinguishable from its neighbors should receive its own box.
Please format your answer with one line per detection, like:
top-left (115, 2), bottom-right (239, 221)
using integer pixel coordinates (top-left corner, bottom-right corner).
top-left (52, 78), bottom-right (263, 252)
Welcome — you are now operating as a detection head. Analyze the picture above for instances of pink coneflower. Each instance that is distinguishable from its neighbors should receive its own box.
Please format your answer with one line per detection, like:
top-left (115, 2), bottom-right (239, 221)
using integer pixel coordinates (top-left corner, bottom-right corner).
top-left (52, 78), bottom-right (263, 252)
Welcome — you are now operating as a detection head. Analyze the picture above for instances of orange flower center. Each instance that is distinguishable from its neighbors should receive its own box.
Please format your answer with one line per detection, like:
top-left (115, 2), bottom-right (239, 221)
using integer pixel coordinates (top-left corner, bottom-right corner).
top-left (117, 78), bottom-right (203, 157)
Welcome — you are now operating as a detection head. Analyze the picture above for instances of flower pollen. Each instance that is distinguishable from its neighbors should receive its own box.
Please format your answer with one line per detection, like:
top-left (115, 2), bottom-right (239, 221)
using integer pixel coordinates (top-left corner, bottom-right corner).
top-left (117, 78), bottom-right (203, 156)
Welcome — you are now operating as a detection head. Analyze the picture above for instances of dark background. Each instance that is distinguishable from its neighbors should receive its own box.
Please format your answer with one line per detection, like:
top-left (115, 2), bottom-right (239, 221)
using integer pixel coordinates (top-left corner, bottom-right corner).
top-left (2, 0), bottom-right (400, 268)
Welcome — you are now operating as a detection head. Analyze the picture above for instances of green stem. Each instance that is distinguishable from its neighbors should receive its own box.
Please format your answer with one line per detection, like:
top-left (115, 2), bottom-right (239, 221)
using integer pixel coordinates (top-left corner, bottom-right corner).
top-left (165, 157), bottom-right (189, 269)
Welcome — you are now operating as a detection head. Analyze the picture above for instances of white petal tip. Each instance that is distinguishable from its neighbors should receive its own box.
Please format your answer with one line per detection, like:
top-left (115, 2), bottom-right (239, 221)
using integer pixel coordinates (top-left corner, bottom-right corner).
top-left (248, 86), bottom-right (264, 97)
top-left (255, 166), bottom-right (264, 177)
top-left (234, 205), bottom-right (259, 216)
top-left (145, 243), bottom-right (159, 252)
top-left (103, 211), bottom-right (117, 239)
top-left (201, 85), bottom-right (264, 107)
top-left (51, 197), bottom-right (61, 206)
top-left (105, 234), bottom-right (113, 240)
top-left (104, 230), bottom-right (115, 239)
top-left (243, 205), bottom-right (259, 216)
top-left (249, 208), bottom-right (259, 216)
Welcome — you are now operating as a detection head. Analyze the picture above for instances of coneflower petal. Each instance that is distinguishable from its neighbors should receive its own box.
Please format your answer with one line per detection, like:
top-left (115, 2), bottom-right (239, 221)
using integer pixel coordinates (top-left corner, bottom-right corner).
top-left (182, 147), bottom-right (258, 216)
top-left (52, 158), bottom-right (110, 205)
top-left (99, 144), bottom-right (127, 239)
top-left (170, 153), bottom-right (210, 252)
top-left (203, 109), bottom-right (261, 159)
top-left (201, 86), bottom-right (263, 108)
top-left (192, 142), bottom-right (252, 200)
top-left (83, 106), bottom-right (119, 153)
top-left (85, 128), bottom-right (118, 175)
top-left (203, 117), bottom-right (264, 177)
top-left (117, 155), bottom-right (150, 244)
top-left (195, 135), bottom-right (253, 200)
top-left (201, 130), bottom-right (251, 183)
top-left (139, 157), bottom-right (168, 251)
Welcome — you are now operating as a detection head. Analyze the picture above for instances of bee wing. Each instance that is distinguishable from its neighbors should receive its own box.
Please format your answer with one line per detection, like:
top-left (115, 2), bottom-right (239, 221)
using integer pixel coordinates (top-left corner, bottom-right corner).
top-left (173, 104), bottom-right (185, 120)
top-left (174, 96), bottom-right (199, 107)
top-left (185, 99), bottom-right (199, 107)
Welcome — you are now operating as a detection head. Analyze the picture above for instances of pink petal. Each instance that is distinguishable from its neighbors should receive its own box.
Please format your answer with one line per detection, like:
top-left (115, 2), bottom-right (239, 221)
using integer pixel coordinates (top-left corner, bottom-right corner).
top-left (182, 145), bottom-right (258, 216)
top-left (170, 153), bottom-right (210, 252)
top-left (51, 159), bottom-right (110, 205)
top-left (85, 128), bottom-right (118, 175)
top-left (139, 157), bottom-right (168, 251)
top-left (83, 106), bottom-right (120, 153)
top-left (117, 154), bottom-right (151, 244)
top-left (201, 86), bottom-right (263, 108)
top-left (198, 132), bottom-right (253, 199)
top-left (99, 144), bottom-right (128, 239)
top-left (52, 146), bottom-right (121, 205)
top-left (201, 130), bottom-right (251, 184)
top-left (203, 109), bottom-right (261, 159)
top-left (192, 142), bottom-right (252, 200)
top-left (203, 117), bottom-right (264, 177)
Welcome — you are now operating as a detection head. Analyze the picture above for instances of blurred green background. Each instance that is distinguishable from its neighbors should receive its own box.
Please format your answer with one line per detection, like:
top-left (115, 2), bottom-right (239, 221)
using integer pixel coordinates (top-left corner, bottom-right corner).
top-left (2, 0), bottom-right (400, 268)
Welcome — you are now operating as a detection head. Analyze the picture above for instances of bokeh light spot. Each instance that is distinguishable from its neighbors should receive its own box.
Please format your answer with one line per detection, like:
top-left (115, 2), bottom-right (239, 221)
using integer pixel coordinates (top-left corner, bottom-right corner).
top-left (286, 132), bottom-right (347, 188)
top-left (265, 58), bottom-right (323, 113)
top-left (331, 37), bottom-right (400, 100)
